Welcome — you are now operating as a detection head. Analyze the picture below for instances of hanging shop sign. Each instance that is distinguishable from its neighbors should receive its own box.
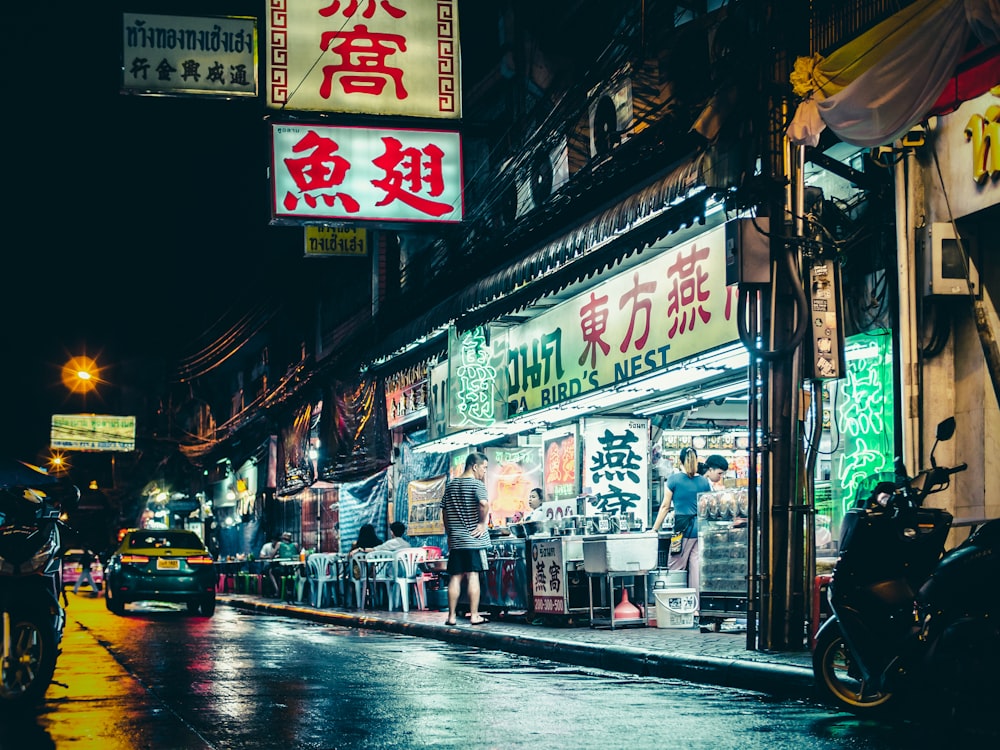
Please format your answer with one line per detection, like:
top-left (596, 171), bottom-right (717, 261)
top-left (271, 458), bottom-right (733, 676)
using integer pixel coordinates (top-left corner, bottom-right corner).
top-left (506, 224), bottom-right (736, 415)
top-left (426, 361), bottom-right (450, 442)
top-left (542, 426), bottom-right (579, 503)
top-left (121, 13), bottom-right (257, 98)
top-left (385, 363), bottom-right (429, 429)
top-left (927, 90), bottom-right (999, 221)
top-left (304, 226), bottom-right (368, 257)
top-left (406, 475), bottom-right (446, 535)
top-left (484, 445), bottom-right (542, 525)
top-left (271, 123), bottom-right (463, 223)
top-left (265, 0), bottom-right (461, 118)
top-left (581, 416), bottom-right (650, 525)
top-left (50, 415), bottom-right (136, 452)
top-left (447, 326), bottom-right (507, 431)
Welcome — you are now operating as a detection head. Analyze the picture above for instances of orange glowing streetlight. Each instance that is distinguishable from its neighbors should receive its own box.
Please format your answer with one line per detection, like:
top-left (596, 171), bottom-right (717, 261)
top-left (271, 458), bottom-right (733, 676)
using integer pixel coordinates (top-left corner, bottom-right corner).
top-left (61, 354), bottom-right (104, 395)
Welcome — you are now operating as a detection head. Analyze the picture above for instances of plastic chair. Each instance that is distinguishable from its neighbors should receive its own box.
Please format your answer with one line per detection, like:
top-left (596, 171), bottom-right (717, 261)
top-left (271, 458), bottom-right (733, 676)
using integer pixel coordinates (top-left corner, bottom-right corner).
top-left (367, 551), bottom-right (396, 609)
top-left (348, 552), bottom-right (368, 608)
top-left (379, 548), bottom-right (428, 613)
top-left (306, 553), bottom-right (339, 608)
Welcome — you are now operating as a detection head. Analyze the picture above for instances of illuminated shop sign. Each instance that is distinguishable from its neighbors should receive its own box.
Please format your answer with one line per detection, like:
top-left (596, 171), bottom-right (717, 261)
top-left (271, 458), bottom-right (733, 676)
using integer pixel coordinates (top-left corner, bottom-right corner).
top-left (447, 326), bottom-right (507, 430)
top-left (121, 13), bottom-right (257, 97)
top-left (304, 226), bottom-right (368, 257)
top-left (271, 123), bottom-right (463, 223)
top-left (581, 416), bottom-right (650, 526)
top-left (506, 224), bottom-right (737, 414)
top-left (265, 0), bottom-right (461, 118)
top-left (51, 415), bottom-right (136, 452)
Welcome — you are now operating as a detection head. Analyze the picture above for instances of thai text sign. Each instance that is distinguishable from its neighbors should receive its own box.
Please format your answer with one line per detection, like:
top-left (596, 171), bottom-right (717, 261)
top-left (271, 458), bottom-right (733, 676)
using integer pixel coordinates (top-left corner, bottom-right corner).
top-left (272, 123), bottom-right (463, 223)
top-left (506, 225), bottom-right (736, 414)
top-left (121, 13), bottom-right (257, 97)
top-left (582, 416), bottom-right (650, 525)
top-left (51, 415), bottom-right (136, 452)
top-left (304, 226), bottom-right (368, 256)
top-left (266, 0), bottom-right (461, 118)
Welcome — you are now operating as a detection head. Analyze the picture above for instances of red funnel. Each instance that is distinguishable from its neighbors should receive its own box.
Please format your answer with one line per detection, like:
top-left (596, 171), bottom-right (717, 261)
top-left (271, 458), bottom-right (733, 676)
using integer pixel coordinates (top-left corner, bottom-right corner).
top-left (613, 587), bottom-right (642, 619)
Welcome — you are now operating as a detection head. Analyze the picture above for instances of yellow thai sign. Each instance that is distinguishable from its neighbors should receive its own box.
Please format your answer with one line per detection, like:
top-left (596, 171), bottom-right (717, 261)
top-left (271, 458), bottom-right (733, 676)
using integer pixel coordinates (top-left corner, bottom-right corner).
top-left (304, 226), bottom-right (368, 257)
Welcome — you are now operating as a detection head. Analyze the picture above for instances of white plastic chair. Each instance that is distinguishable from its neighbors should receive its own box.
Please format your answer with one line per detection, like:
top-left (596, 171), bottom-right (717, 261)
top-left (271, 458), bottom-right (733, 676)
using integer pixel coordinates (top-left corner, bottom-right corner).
top-left (348, 551), bottom-right (368, 608)
top-left (366, 551), bottom-right (396, 609)
top-left (306, 553), bottom-right (338, 608)
top-left (378, 547), bottom-right (428, 613)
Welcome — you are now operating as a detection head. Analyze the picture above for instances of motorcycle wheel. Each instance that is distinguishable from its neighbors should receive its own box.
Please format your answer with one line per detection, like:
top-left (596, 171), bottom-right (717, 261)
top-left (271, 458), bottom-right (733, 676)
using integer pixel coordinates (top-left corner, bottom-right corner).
top-left (812, 621), bottom-right (895, 715)
top-left (0, 610), bottom-right (58, 705)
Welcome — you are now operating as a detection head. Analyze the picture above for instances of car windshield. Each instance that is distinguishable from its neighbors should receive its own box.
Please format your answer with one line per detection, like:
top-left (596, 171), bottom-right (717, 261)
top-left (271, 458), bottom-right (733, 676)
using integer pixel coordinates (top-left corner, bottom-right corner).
top-left (127, 532), bottom-right (203, 550)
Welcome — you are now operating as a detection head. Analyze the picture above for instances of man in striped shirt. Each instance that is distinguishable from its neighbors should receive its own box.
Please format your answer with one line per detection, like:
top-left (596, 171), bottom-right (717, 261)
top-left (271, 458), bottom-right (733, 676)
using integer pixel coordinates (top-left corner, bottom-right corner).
top-left (441, 452), bottom-right (491, 626)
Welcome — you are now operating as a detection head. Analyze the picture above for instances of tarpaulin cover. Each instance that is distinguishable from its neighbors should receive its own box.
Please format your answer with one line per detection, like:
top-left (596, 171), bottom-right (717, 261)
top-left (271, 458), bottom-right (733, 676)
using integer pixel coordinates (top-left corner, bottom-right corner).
top-left (320, 378), bottom-right (391, 482)
top-left (338, 468), bottom-right (389, 549)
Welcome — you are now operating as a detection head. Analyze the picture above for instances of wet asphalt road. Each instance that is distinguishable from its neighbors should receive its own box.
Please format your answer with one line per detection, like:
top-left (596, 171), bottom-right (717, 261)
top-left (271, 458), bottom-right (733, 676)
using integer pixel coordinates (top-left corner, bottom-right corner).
top-left (0, 592), bottom-right (993, 749)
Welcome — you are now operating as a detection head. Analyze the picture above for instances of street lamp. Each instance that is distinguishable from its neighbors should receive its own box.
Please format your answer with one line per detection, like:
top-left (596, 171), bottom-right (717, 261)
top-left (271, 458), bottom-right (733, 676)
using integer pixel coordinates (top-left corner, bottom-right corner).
top-left (61, 354), bottom-right (104, 399)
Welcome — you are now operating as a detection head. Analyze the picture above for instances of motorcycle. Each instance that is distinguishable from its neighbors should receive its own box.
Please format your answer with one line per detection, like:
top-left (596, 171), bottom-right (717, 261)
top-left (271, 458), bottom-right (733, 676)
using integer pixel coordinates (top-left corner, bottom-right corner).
top-left (812, 417), bottom-right (1000, 723)
top-left (0, 481), bottom-right (79, 706)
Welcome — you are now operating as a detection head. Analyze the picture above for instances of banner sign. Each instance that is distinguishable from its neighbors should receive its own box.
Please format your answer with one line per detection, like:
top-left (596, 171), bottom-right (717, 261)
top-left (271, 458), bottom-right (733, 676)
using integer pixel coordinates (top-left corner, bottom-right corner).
top-left (121, 13), bottom-right (257, 97)
top-left (581, 416), bottom-right (650, 525)
top-left (51, 414), bottom-right (136, 452)
top-left (407, 475), bottom-right (446, 535)
top-left (271, 123), bottom-right (463, 223)
top-left (506, 225), bottom-right (736, 415)
top-left (266, 0), bottom-right (460, 118)
top-left (304, 226), bottom-right (368, 257)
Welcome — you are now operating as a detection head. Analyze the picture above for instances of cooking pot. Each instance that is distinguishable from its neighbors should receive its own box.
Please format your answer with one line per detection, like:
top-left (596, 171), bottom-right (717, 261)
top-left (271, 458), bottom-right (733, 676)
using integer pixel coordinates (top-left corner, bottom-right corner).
top-left (523, 520), bottom-right (550, 536)
top-left (508, 523), bottom-right (526, 538)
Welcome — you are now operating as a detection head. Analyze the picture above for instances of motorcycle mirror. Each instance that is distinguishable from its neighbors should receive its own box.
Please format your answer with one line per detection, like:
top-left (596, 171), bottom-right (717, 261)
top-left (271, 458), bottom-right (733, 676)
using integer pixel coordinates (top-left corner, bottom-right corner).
top-left (929, 417), bottom-right (956, 468)
top-left (936, 417), bottom-right (956, 442)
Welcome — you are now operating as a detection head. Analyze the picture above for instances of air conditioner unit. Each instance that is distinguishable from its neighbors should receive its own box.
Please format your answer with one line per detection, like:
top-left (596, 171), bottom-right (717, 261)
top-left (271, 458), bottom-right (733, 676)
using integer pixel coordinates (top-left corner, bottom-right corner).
top-left (588, 79), bottom-right (633, 158)
top-left (501, 139), bottom-right (574, 224)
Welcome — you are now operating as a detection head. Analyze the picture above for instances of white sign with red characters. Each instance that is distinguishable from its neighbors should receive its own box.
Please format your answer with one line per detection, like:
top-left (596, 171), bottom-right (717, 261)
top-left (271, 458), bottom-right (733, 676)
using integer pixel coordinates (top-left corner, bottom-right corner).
top-left (266, 0), bottom-right (461, 119)
top-left (271, 123), bottom-right (463, 223)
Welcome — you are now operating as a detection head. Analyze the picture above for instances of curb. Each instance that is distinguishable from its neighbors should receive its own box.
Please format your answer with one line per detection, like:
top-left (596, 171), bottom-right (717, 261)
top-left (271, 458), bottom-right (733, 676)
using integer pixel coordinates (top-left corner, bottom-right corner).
top-left (221, 596), bottom-right (816, 698)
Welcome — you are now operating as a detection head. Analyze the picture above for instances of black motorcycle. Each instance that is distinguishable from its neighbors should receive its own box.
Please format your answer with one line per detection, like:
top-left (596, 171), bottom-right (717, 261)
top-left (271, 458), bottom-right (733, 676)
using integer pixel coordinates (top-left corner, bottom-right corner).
top-left (812, 417), bottom-right (1000, 723)
top-left (0, 482), bottom-right (79, 706)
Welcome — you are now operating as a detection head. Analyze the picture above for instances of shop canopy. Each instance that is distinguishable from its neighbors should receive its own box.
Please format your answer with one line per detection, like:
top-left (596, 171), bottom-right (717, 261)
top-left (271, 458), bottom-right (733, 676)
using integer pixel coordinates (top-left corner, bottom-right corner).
top-left (787, 0), bottom-right (1000, 148)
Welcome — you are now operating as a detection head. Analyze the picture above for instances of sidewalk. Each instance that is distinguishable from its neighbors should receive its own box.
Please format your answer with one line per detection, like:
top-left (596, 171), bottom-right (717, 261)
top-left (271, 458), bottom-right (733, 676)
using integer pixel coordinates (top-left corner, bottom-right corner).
top-left (219, 592), bottom-right (816, 699)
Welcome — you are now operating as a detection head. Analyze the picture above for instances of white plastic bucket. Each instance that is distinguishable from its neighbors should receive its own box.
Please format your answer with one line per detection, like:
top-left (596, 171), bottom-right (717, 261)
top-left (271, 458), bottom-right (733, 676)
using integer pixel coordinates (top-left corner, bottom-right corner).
top-left (654, 588), bottom-right (697, 628)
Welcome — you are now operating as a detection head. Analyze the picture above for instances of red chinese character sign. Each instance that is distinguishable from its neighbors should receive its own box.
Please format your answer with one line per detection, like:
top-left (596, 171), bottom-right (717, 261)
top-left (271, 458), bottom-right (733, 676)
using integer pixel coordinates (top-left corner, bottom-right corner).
top-left (271, 123), bottom-right (463, 223)
top-left (266, 0), bottom-right (461, 119)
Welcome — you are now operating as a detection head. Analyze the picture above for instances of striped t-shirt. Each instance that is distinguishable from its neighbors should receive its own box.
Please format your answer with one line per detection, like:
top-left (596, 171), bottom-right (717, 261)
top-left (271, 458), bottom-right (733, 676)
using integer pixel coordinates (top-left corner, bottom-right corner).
top-left (440, 477), bottom-right (489, 549)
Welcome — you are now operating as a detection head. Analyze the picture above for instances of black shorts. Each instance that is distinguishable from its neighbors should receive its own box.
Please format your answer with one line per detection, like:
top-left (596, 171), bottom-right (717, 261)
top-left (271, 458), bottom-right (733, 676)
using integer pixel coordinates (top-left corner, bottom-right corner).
top-left (446, 548), bottom-right (487, 574)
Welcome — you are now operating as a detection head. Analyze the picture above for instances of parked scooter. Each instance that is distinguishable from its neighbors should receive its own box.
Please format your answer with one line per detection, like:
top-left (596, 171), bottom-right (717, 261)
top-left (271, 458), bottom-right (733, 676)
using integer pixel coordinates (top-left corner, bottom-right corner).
top-left (0, 482), bottom-right (79, 706)
top-left (812, 417), bottom-right (1000, 723)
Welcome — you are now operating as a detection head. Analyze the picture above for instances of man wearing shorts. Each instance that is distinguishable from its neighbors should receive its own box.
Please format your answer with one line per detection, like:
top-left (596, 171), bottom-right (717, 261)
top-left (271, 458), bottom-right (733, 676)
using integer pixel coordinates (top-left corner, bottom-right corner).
top-left (441, 452), bottom-right (491, 626)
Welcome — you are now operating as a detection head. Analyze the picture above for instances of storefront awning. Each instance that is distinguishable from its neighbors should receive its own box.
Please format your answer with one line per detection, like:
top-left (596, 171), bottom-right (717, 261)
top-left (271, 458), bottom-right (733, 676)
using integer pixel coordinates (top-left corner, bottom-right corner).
top-left (368, 148), bottom-right (732, 365)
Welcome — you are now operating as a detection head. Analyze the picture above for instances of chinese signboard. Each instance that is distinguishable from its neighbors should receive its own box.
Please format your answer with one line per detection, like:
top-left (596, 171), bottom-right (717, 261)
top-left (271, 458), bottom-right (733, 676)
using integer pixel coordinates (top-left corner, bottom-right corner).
top-left (506, 225), bottom-right (736, 415)
top-left (271, 123), bottom-right (463, 223)
top-left (530, 538), bottom-right (567, 614)
top-left (51, 415), bottom-right (136, 452)
top-left (266, 0), bottom-right (461, 118)
top-left (121, 14), bottom-right (257, 97)
top-left (447, 326), bottom-right (507, 430)
top-left (304, 226), bottom-right (368, 257)
top-left (385, 365), bottom-right (428, 429)
top-left (581, 416), bottom-right (650, 525)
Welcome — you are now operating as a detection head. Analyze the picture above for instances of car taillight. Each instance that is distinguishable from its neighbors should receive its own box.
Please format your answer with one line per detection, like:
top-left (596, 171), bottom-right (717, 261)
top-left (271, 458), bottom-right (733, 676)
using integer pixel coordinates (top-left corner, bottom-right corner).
top-left (120, 554), bottom-right (150, 564)
top-left (186, 555), bottom-right (214, 566)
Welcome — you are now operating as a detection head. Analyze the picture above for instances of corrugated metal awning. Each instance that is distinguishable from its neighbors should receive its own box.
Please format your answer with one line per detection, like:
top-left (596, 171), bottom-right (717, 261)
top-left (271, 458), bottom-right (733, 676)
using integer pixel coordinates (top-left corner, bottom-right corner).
top-left (368, 149), bottom-right (729, 366)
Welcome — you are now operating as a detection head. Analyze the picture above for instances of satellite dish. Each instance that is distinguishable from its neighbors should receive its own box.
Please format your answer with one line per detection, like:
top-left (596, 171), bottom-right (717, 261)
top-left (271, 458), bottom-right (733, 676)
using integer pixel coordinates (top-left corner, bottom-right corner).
top-left (592, 95), bottom-right (618, 156)
top-left (530, 152), bottom-right (553, 207)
